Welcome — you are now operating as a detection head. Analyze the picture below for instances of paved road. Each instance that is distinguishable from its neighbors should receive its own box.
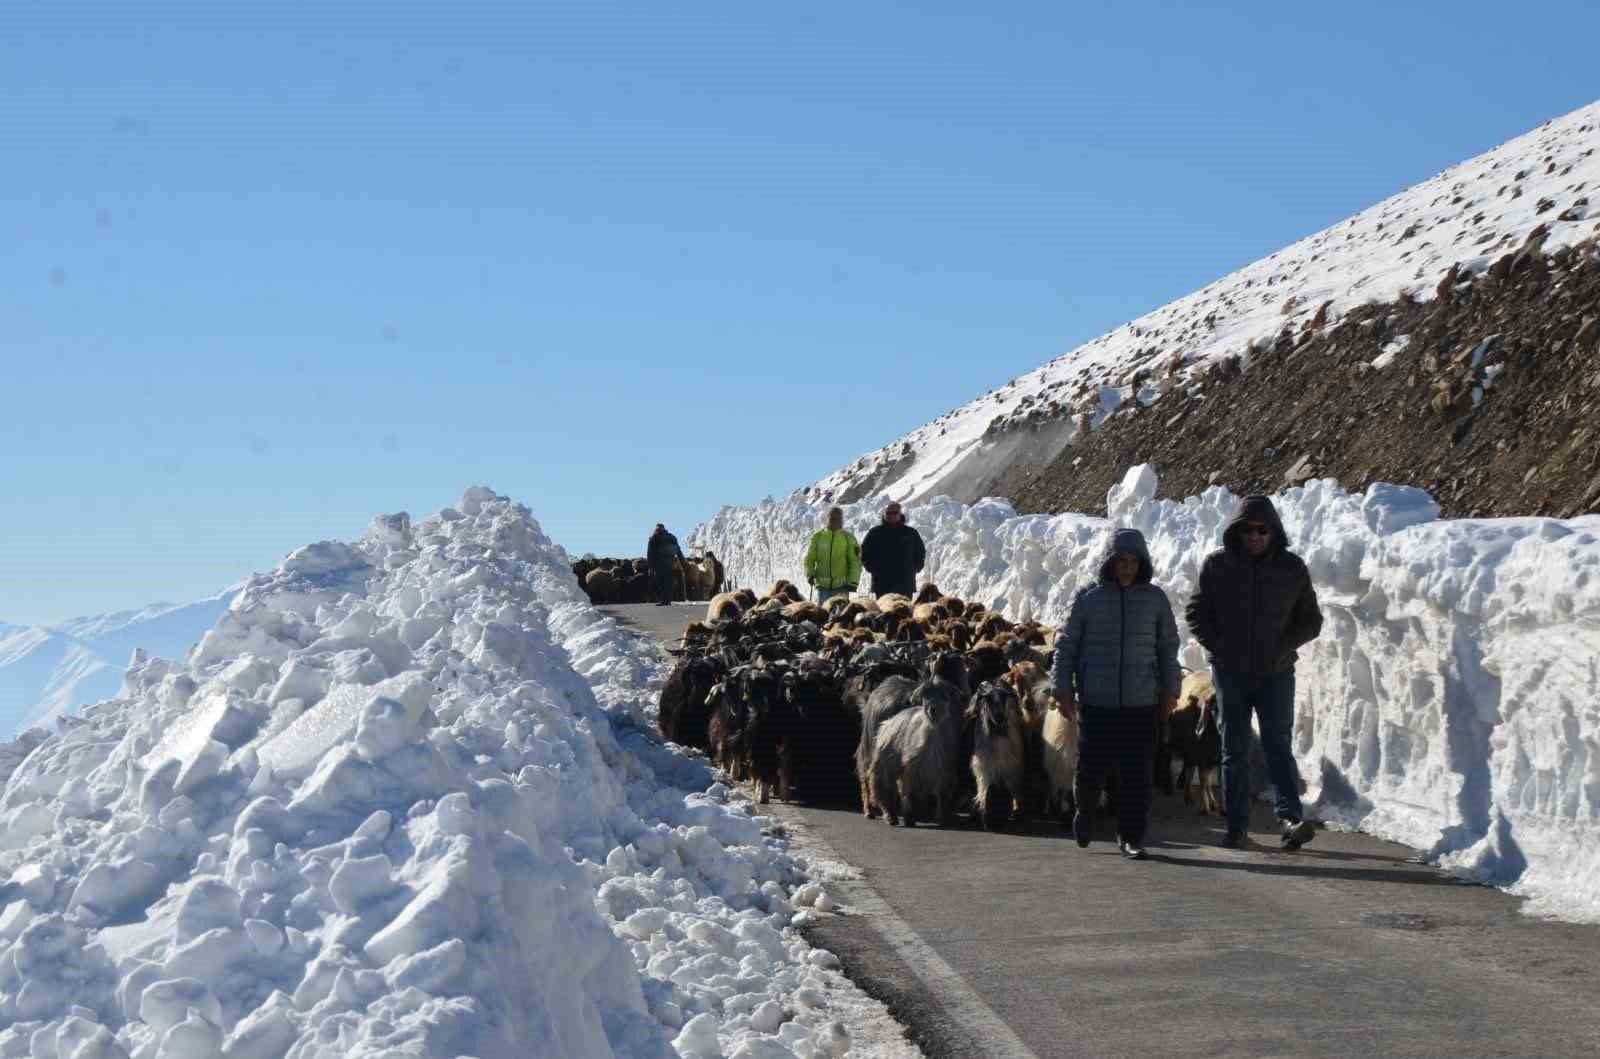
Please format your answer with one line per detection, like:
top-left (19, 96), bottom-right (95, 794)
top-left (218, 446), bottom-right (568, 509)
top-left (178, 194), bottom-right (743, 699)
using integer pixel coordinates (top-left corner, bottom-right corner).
top-left (603, 604), bottom-right (1600, 1058)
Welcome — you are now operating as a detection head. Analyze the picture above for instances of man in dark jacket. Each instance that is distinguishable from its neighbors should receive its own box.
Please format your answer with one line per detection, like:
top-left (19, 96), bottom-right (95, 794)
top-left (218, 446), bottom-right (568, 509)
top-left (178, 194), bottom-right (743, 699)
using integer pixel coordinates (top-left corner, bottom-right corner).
top-left (646, 523), bottom-right (684, 607)
top-left (860, 502), bottom-right (926, 598)
top-left (1052, 528), bottom-right (1181, 860)
top-left (1185, 496), bottom-right (1323, 849)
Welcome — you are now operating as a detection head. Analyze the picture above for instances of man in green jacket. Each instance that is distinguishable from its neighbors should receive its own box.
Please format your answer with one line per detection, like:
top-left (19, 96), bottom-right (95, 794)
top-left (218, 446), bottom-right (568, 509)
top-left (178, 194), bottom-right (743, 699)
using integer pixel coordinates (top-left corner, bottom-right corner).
top-left (804, 506), bottom-right (861, 603)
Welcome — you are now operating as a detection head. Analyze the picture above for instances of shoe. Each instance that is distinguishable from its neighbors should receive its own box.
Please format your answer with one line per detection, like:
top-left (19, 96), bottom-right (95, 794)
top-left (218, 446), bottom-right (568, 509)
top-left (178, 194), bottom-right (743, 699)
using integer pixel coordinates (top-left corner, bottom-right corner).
top-left (1119, 840), bottom-right (1148, 860)
top-left (1072, 810), bottom-right (1091, 848)
top-left (1220, 829), bottom-right (1248, 849)
top-left (1281, 819), bottom-right (1316, 851)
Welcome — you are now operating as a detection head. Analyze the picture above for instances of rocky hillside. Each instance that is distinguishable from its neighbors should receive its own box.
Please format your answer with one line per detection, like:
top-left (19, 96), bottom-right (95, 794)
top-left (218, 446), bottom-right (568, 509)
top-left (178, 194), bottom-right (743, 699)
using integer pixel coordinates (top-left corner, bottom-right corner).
top-left (998, 234), bottom-right (1600, 519)
top-left (805, 100), bottom-right (1600, 518)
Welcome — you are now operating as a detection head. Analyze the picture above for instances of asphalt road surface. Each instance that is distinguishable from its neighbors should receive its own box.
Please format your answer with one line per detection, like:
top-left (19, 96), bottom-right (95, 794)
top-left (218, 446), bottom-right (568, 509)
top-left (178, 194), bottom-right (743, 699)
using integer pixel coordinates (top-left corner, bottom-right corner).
top-left (603, 603), bottom-right (1600, 1058)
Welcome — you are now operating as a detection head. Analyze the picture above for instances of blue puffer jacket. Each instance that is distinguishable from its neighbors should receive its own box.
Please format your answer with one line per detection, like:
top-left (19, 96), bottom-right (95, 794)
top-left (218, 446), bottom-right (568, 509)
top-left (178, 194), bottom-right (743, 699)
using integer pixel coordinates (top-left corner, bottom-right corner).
top-left (1051, 528), bottom-right (1182, 709)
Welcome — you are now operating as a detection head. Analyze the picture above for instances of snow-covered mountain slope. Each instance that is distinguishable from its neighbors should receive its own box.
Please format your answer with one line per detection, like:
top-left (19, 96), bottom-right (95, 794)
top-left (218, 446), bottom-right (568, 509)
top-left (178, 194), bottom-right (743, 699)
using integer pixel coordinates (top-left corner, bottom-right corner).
top-left (694, 469), bottom-right (1600, 923)
top-left (811, 99), bottom-right (1600, 506)
top-left (0, 489), bottom-right (906, 1058)
top-left (0, 593), bottom-right (238, 738)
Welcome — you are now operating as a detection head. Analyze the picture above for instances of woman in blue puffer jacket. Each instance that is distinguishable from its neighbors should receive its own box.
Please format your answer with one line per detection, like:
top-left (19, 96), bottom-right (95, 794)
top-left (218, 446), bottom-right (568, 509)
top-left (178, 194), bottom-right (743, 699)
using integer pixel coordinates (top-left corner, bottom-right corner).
top-left (1051, 527), bottom-right (1181, 859)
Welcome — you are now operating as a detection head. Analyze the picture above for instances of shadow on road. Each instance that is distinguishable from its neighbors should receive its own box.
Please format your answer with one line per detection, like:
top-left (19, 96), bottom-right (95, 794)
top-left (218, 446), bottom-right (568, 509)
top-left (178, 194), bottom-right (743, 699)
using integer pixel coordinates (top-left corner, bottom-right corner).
top-left (1144, 851), bottom-right (1466, 887)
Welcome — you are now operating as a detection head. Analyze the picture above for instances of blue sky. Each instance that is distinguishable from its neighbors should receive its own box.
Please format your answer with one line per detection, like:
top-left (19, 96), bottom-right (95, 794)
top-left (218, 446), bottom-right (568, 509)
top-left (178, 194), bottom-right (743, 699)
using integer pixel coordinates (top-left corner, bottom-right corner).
top-left (5, 2), bottom-right (1597, 624)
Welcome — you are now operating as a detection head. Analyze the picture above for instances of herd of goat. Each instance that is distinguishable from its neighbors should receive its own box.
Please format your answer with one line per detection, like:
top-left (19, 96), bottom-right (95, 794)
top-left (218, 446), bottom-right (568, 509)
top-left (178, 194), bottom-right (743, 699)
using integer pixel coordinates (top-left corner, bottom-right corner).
top-left (657, 579), bottom-right (1225, 831)
top-left (575, 554), bottom-right (725, 605)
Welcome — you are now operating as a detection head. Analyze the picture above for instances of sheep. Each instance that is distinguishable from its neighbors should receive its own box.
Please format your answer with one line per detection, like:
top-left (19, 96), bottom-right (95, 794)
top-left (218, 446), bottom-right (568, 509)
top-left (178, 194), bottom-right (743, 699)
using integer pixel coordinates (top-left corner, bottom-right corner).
top-left (657, 655), bottom-right (724, 750)
top-left (967, 681), bottom-right (1028, 830)
top-left (869, 676), bottom-right (965, 827)
top-left (680, 557), bottom-right (710, 601)
top-left (854, 674), bottom-right (918, 817)
top-left (1004, 661), bottom-right (1055, 816)
top-left (875, 592), bottom-right (913, 610)
top-left (975, 613), bottom-right (1012, 641)
top-left (925, 650), bottom-right (971, 698)
top-left (583, 568), bottom-right (617, 604)
top-left (1170, 671), bottom-right (1222, 813)
top-left (706, 676), bottom-right (749, 780)
top-left (1037, 672), bottom-right (1080, 821)
top-left (914, 583), bottom-right (943, 604)
top-left (966, 643), bottom-right (1009, 686)
top-left (740, 666), bottom-right (797, 804)
top-left (624, 572), bottom-right (652, 604)
top-left (765, 579), bottom-right (803, 604)
top-left (782, 601), bottom-right (829, 625)
top-left (911, 602), bottom-right (947, 625)
top-left (782, 660), bottom-right (860, 805)
top-left (706, 592), bottom-right (744, 622)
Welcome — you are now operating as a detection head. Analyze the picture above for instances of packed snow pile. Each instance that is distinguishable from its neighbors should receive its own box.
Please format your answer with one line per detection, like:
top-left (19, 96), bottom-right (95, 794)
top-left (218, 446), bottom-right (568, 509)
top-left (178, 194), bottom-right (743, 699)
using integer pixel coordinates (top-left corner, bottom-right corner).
top-left (0, 488), bottom-right (901, 1059)
top-left (0, 592), bottom-right (236, 738)
top-left (693, 468), bottom-right (1600, 921)
top-left (810, 99), bottom-right (1600, 505)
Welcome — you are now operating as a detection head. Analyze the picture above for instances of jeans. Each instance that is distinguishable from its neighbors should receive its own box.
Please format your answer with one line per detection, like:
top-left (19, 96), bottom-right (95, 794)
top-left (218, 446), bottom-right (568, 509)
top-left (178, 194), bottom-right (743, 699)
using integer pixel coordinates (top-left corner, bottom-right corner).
top-left (1073, 705), bottom-right (1158, 845)
top-left (1215, 669), bottom-right (1302, 833)
top-left (815, 586), bottom-right (851, 603)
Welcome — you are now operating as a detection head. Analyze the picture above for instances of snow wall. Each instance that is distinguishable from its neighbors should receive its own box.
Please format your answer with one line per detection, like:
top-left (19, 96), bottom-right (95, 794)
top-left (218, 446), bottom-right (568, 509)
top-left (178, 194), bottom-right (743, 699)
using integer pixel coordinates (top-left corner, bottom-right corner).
top-left (0, 488), bottom-right (878, 1059)
top-left (692, 468), bottom-right (1600, 922)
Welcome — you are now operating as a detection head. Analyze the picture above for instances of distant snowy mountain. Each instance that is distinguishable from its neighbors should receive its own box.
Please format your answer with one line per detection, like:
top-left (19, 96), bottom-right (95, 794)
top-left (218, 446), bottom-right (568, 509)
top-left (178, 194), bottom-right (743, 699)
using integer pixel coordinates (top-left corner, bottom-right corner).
top-left (810, 98), bottom-right (1600, 505)
top-left (0, 590), bottom-right (238, 736)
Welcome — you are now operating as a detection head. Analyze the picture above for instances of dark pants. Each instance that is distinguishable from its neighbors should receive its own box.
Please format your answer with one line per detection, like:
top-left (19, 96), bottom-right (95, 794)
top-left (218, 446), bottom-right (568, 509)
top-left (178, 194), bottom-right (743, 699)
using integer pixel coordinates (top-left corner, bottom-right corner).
top-left (1074, 705), bottom-right (1158, 845)
top-left (1215, 670), bottom-right (1302, 833)
top-left (651, 566), bottom-right (674, 603)
top-left (872, 574), bottom-right (914, 599)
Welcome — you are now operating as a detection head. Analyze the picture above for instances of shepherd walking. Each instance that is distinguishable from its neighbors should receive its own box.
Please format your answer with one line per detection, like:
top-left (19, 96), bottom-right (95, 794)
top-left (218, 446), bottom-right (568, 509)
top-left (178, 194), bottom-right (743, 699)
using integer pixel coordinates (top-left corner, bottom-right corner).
top-left (1185, 495), bottom-right (1324, 849)
top-left (1051, 528), bottom-right (1181, 860)
top-left (860, 501), bottom-right (926, 599)
top-left (647, 523), bottom-right (685, 607)
top-left (803, 507), bottom-right (861, 604)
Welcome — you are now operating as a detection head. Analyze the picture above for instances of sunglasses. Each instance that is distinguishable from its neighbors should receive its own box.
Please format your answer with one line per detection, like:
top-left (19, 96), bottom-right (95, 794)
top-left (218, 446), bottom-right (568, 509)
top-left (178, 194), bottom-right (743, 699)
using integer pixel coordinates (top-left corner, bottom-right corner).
top-left (1243, 524), bottom-right (1272, 536)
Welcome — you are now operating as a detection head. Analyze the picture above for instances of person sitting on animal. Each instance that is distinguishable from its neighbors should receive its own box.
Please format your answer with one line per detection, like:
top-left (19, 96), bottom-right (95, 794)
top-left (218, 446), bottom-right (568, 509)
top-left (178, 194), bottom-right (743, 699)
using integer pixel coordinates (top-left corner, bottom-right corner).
top-left (860, 501), bottom-right (926, 599)
top-left (803, 506), bottom-right (861, 604)
top-left (647, 523), bottom-right (685, 607)
top-left (1051, 527), bottom-right (1181, 861)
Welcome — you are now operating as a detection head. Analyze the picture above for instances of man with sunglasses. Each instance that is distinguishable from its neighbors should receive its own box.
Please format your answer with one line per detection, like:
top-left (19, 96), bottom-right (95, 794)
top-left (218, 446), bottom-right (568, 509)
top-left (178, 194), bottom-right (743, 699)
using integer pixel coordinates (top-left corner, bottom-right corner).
top-left (1185, 495), bottom-right (1323, 850)
top-left (860, 501), bottom-right (925, 599)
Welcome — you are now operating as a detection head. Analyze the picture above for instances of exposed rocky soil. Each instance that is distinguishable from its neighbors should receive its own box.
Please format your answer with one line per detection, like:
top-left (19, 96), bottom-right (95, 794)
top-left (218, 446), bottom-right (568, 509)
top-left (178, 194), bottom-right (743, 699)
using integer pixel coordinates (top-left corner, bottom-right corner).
top-left (996, 233), bottom-right (1600, 519)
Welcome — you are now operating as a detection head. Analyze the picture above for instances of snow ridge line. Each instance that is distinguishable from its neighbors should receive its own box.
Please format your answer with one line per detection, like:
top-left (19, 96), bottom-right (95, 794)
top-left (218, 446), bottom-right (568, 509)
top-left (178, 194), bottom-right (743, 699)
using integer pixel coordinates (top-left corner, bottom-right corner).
top-left (809, 99), bottom-right (1600, 507)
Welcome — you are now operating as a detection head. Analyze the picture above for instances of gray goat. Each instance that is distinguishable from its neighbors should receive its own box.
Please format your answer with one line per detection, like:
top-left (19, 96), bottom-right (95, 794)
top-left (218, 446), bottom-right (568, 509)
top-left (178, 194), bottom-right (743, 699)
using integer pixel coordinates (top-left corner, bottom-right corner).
top-left (869, 677), bottom-right (965, 827)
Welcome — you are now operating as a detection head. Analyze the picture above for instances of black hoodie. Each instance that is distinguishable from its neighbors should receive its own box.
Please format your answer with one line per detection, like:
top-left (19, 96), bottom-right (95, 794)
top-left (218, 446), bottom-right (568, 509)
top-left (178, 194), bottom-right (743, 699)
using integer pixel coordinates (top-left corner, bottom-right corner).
top-left (1184, 496), bottom-right (1322, 676)
top-left (860, 518), bottom-right (926, 596)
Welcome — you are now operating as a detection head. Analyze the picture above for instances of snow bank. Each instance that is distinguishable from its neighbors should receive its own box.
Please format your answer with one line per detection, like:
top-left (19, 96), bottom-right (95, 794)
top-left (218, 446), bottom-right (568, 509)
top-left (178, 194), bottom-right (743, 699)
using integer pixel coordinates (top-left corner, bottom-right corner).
top-left (812, 99), bottom-right (1600, 505)
top-left (0, 489), bottom-right (896, 1058)
top-left (693, 469), bottom-right (1600, 921)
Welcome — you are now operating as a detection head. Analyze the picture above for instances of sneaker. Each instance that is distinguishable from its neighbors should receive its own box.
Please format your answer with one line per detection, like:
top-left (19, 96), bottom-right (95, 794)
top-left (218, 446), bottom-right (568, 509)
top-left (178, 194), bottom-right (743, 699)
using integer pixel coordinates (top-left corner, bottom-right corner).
top-left (1220, 829), bottom-right (1248, 849)
top-left (1281, 819), bottom-right (1316, 850)
top-left (1072, 810), bottom-right (1091, 848)
top-left (1119, 840), bottom-right (1148, 860)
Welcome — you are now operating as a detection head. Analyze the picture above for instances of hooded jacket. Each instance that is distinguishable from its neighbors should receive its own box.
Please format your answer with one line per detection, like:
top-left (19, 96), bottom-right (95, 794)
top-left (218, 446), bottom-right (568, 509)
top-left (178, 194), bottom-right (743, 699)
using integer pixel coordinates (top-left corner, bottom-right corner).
top-left (647, 528), bottom-right (684, 574)
top-left (803, 528), bottom-right (862, 591)
top-left (1051, 528), bottom-right (1182, 708)
top-left (860, 519), bottom-right (926, 596)
top-left (1184, 496), bottom-right (1323, 676)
